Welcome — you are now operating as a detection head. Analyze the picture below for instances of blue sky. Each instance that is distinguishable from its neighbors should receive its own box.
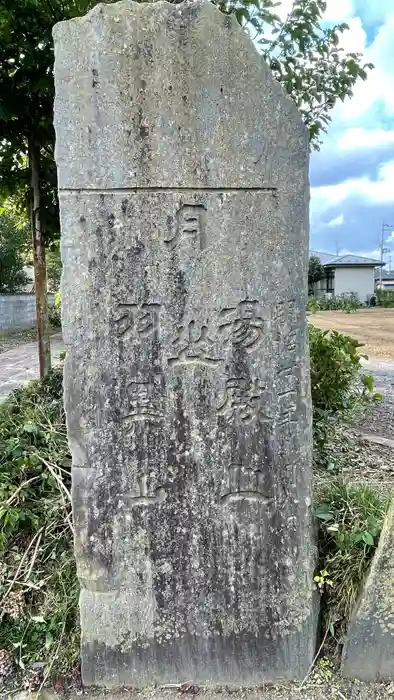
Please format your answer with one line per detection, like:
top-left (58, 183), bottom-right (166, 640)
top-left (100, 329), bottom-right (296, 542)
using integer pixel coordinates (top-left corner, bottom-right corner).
top-left (280, 0), bottom-right (394, 262)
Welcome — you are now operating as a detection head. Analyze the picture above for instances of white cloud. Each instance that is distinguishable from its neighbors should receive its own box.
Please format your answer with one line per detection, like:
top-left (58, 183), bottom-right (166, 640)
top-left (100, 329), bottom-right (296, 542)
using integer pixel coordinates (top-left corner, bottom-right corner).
top-left (337, 128), bottom-right (394, 150)
top-left (327, 214), bottom-right (345, 227)
top-left (276, 0), bottom-right (353, 23)
top-left (338, 14), bottom-right (394, 122)
top-left (324, 0), bottom-right (354, 22)
top-left (311, 160), bottom-right (394, 213)
top-left (337, 16), bottom-right (367, 53)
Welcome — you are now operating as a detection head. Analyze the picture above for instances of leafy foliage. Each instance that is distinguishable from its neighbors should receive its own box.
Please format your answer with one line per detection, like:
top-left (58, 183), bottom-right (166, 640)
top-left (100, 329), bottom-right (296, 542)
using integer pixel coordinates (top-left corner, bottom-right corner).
top-left (0, 0), bottom-right (372, 235)
top-left (0, 212), bottom-right (31, 293)
top-left (309, 325), bottom-right (378, 466)
top-left (377, 289), bottom-right (394, 308)
top-left (308, 255), bottom-right (325, 282)
top-left (308, 294), bottom-right (363, 313)
top-left (0, 368), bottom-right (78, 684)
top-left (218, 0), bottom-right (373, 147)
top-left (308, 255), bottom-right (325, 293)
top-left (314, 479), bottom-right (390, 635)
top-left (48, 289), bottom-right (61, 329)
top-left (46, 242), bottom-right (62, 293)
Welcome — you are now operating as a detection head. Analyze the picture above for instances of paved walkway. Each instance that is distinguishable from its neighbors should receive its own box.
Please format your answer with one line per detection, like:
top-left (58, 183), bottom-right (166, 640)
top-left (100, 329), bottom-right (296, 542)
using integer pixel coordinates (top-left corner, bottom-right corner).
top-left (0, 334), bottom-right (64, 402)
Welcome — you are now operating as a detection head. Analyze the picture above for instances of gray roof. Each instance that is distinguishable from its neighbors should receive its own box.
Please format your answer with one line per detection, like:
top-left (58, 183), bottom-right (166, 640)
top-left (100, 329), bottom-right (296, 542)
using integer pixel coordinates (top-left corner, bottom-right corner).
top-left (310, 250), bottom-right (337, 265)
top-left (375, 268), bottom-right (394, 280)
top-left (310, 251), bottom-right (384, 268)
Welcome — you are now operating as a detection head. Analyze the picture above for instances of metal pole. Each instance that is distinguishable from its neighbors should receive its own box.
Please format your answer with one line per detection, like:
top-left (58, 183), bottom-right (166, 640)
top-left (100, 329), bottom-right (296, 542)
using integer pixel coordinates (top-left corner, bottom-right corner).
top-left (380, 223), bottom-right (394, 287)
top-left (380, 222), bottom-right (384, 286)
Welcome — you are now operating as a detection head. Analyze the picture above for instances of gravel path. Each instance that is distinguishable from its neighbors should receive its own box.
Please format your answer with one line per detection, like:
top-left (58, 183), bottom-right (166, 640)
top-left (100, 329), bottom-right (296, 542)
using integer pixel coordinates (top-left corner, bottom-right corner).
top-left (358, 356), bottom-right (394, 437)
top-left (339, 355), bottom-right (394, 493)
top-left (0, 333), bottom-right (64, 401)
top-left (0, 328), bottom-right (38, 354)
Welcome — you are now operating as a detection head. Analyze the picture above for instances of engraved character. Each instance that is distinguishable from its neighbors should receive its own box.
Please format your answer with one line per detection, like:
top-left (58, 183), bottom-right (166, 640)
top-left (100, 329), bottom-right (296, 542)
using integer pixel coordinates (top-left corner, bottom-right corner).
top-left (217, 377), bottom-right (264, 423)
top-left (123, 379), bottom-right (163, 422)
top-left (272, 300), bottom-right (296, 340)
top-left (168, 320), bottom-right (222, 367)
top-left (277, 390), bottom-right (297, 427)
top-left (165, 204), bottom-right (206, 251)
top-left (115, 302), bottom-right (160, 339)
top-left (126, 475), bottom-right (166, 507)
top-left (219, 299), bottom-right (264, 352)
top-left (221, 464), bottom-right (270, 504)
top-left (272, 300), bottom-right (297, 375)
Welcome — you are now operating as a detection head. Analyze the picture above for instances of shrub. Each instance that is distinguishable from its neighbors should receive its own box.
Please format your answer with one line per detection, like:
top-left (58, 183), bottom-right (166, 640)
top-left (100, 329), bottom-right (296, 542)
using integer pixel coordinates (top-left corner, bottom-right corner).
top-left (314, 479), bottom-right (390, 636)
top-left (0, 368), bottom-right (78, 686)
top-left (377, 289), bottom-right (394, 308)
top-left (0, 212), bottom-right (31, 294)
top-left (309, 325), bottom-right (377, 466)
top-left (307, 294), bottom-right (363, 313)
top-left (48, 290), bottom-right (61, 329)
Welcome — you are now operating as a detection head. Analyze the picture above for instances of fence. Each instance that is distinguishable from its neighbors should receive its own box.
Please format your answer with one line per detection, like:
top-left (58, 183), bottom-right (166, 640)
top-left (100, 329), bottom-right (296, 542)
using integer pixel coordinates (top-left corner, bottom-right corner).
top-left (0, 294), bottom-right (54, 332)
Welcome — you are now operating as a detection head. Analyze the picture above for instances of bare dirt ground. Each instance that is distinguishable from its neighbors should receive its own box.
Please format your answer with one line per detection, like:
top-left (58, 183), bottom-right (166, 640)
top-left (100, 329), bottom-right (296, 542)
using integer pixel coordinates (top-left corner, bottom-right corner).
top-left (310, 308), bottom-right (394, 360)
top-left (9, 676), bottom-right (394, 700)
top-left (310, 310), bottom-right (394, 494)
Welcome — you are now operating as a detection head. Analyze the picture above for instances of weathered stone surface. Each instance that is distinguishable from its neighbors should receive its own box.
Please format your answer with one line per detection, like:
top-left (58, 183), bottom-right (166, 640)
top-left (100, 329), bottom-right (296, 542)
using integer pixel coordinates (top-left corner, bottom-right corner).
top-left (53, 0), bottom-right (306, 190)
top-left (342, 500), bottom-right (394, 681)
top-left (54, 0), bottom-right (316, 688)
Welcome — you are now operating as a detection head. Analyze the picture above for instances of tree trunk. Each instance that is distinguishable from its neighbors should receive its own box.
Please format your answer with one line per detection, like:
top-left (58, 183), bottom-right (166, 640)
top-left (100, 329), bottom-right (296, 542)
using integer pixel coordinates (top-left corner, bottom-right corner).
top-left (29, 141), bottom-right (51, 378)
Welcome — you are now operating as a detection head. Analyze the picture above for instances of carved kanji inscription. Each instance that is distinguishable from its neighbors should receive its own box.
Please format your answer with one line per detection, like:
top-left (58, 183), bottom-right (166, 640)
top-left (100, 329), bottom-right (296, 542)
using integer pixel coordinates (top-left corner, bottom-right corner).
top-left (122, 377), bottom-right (163, 423)
top-left (219, 299), bottom-right (264, 352)
top-left (165, 204), bottom-right (206, 251)
top-left (125, 475), bottom-right (167, 507)
top-left (115, 302), bottom-right (160, 339)
top-left (168, 320), bottom-right (223, 367)
top-left (221, 464), bottom-right (271, 505)
top-left (217, 376), bottom-right (264, 424)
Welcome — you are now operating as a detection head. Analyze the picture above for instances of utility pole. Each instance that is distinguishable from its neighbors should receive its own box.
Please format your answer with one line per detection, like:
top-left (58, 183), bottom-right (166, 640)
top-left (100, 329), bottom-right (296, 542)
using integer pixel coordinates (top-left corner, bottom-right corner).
top-left (29, 142), bottom-right (51, 378)
top-left (380, 222), bottom-right (394, 286)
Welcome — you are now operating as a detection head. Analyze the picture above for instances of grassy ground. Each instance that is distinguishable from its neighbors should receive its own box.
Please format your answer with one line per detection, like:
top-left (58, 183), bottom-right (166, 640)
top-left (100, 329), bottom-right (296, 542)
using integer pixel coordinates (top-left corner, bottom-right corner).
top-left (310, 308), bottom-right (394, 360)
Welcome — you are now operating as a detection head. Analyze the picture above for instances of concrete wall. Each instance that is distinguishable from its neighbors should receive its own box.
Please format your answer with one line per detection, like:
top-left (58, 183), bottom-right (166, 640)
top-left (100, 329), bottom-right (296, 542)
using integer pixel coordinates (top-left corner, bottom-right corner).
top-left (334, 266), bottom-right (375, 301)
top-left (0, 294), bottom-right (54, 332)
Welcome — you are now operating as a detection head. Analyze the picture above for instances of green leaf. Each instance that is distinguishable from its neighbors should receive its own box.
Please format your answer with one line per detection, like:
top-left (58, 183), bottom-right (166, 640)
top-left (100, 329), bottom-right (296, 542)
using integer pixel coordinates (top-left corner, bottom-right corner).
top-left (362, 375), bottom-right (374, 392)
top-left (362, 531), bottom-right (374, 546)
top-left (45, 631), bottom-right (53, 649)
top-left (31, 615), bottom-right (46, 623)
top-left (313, 504), bottom-right (334, 521)
top-left (23, 421), bottom-right (38, 433)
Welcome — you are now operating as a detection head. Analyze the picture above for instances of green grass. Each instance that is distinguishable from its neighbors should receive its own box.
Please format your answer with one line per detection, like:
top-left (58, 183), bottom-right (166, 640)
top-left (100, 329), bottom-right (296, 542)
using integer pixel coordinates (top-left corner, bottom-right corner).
top-left (314, 478), bottom-right (391, 635)
top-left (0, 368), bottom-right (79, 686)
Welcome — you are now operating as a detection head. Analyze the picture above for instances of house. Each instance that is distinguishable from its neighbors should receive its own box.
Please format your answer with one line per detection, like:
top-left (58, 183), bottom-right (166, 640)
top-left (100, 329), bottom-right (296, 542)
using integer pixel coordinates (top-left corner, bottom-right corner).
top-left (310, 251), bottom-right (384, 302)
top-left (374, 268), bottom-right (394, 290)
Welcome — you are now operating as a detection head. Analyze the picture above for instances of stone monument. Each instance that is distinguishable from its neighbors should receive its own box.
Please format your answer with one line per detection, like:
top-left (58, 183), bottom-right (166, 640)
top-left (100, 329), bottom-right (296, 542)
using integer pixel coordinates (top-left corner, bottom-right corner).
top-left (54, 0), bottom-right (316, 687)
top-left (342, 500), bottom-right (394, 681)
